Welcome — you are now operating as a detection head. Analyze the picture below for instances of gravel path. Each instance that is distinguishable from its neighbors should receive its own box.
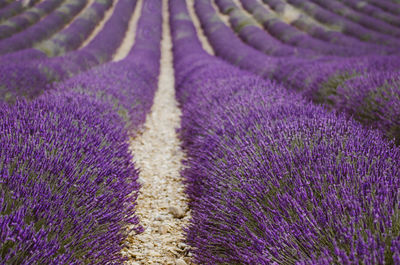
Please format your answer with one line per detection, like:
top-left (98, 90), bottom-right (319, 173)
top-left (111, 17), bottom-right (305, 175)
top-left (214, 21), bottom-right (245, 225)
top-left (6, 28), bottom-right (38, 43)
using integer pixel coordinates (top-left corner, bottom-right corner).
top-left (113, 0), bottom-right (142, 61)
top-left (123, 0), bottom-right (192, 264)
top-left (80, 0), bottom-right (117, 48)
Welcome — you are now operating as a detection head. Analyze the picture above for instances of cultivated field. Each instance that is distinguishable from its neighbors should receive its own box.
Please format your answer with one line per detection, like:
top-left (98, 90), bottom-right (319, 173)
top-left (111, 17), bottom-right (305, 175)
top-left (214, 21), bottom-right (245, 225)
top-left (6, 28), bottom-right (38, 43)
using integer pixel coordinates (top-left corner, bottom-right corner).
top-left (0, 0), bottom-right (399, 264)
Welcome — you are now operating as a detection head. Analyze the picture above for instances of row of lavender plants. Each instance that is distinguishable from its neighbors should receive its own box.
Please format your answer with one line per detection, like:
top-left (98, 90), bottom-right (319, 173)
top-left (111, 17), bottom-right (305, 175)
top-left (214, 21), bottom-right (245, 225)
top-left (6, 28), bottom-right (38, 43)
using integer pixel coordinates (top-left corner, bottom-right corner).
top-left (0, 0), bottom-right (112, 62)
top-left (215, 0), bottom-right (390, 57)
top-left (0, 0), bottom-right (162, 263)
top-left (0, 0), bottom-right (13, 9)
top-left (0, 0), bottom-right (39, 22)
top-left (0, 0), bottom-right (134, 103)
top-left (194, 0), bottom-right (400, 144)
top-left (260, 0), bottom-right (399, 48)
top-left (364, 0), bottom-right (400, 16)
top-left (37, 0), bottom-right (113, 57)
top-left (0, 0), bottom-right (63, 40)
top-left (332, 0), bottom-right (400, 27)
top-left (239, 0), bottom-right (400, 49)
top-left (308, 0), bottom-right (400, 37)
top-left (0, 0), bottom-right (88, 55)
top-left (170, 0), bottom-right (400, 264)
top-left (285, 0), bottom-right (400, 45)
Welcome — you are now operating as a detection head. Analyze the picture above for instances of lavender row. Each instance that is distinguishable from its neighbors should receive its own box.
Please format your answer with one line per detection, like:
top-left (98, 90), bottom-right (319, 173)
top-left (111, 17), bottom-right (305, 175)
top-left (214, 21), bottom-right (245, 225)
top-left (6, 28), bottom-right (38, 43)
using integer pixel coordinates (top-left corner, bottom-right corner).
top-left (171, 1), bottom-right (400, 264)
top-left (0, 0), bottom-right (64, 40)
top-left (0, 0), bottom-right (162, 263)
top-left (214, 0), bottom-right (315, 57)
top-left (336, 0), bottom-right (400, 27)
top-left (0, 0), bottom-right (12, 9)
top-left (309, 0), bottom-right (400, 38)
top-left (220, 0), bottom-right (391, 57)
top-left (195, 0), bottom-right (278, 75)
top-left (0, 1), bottom-right (23, 22)
top-left (275, 56), bottom-right (400, 143)
top-left (195, 0), bottom-right (400, 143)
top-left (260, 0), bottom-right (393, 52)
top-left (242, 0), bottom-right (400, 140)
top-left (286, 0), bottom-right (400, 46)
top-left (215, 0), bottom-right (387, 57)
top-left (364, 0), bottom-right (400, 16)
top-left (0, 0), bottom-right (135, 103)
top-left (0, 0), bottom-right (38, 22)
top-left (238, 0), bottom-right (395, 55)
top-left (238, 0), bottom-right (343, 55)
top-left (37, 0), bottom-right (113, 57)
top-left (262, 0), bottom-right (355, 46)
top-left (0, 0), bottom-right (112, 62)
top-left (0, 0), bottom-right (87, 55)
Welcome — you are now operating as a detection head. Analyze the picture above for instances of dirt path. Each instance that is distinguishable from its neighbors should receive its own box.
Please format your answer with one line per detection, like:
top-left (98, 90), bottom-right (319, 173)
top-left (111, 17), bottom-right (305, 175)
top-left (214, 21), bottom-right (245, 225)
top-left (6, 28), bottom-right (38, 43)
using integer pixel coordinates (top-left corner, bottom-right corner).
top-left (123, 0), bottom-right (192, 264)
top-left (113, 0), bottom-right (143, 61)
top-left (80, 0), bottom-right (118, 48)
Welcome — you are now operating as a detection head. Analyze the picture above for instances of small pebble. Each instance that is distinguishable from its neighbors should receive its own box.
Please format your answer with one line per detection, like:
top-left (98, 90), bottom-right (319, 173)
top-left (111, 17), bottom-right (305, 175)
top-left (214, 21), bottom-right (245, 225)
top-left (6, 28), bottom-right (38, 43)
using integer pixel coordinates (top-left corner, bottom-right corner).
top-left (159, 225), bottom-right (168, 234)
top-left (169, 206), bottom-right (185, 218)
top-left (177, 242), bottom-right (186, 249)
top-left (175, 258), bottom-right (187, 265)
top-left (149, 250), bottom-right (160, 257)
top-left (154, 214), bottom-right (164, 221)
top-left (145, 242), bottom-right (154, 248)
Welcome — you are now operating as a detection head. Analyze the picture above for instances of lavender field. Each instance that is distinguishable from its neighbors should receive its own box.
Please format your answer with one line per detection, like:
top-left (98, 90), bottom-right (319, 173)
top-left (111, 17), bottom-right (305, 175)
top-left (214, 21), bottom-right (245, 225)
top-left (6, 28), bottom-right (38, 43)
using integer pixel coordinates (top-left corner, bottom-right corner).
top-left (0, 0), bottom-right (399, 264)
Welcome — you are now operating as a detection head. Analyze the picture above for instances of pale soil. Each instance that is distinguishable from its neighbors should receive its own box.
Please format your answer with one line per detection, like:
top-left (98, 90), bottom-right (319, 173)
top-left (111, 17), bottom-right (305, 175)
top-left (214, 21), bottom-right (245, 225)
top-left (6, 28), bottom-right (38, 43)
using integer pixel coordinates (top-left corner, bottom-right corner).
top-left (280, 4), bottom-right (302, 23)
top-left (187, 0), bottom-right (214, 55)
top-left (122, 0), bottom-right (192, 264)
top-left (80, 0), bottom-right (118, 48)
top-left (113, 0), bottom-right (143, 61)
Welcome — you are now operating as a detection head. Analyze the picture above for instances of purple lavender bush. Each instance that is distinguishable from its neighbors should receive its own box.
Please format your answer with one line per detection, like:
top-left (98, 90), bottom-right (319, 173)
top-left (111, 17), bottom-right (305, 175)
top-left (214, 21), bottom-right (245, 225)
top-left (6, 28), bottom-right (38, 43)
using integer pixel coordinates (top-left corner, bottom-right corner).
top-left (0, 0), bottom-right (87, 55)
top-left (286, 0), bottom-right (400, 46)
top-left (214, 0), bottom-right (315, 57)
top-left (194, 0), bottom-right (400, 143)
top-left (309, 0), bottom-right (400, 38)
top-left (364, 0), bottom-right (400, 16)
top-left (275, 56), bottom-right (400, 143)
top-left (171, 0), bottom-right (400, 264)
top-left (0, 91), bottom-right (141, 264)
top-left (260, 0), bottom-right (394, 52)
top-left (0, 0), bottom-right (13, 9)
top-left (237, 0), bottom-right (385, 56)
top-left (0, 0), bottom-right (24, 22)
top-left (0, 0), bottom-right (63, 40)
top-left (335, 71), bottom-right (400, 144)
top-left (0, 0), bottom-right (112, 62)
top-left (37, 0), bottom-right (113, 57)
top-left (0, 0), bottom-right (136, 103)
top-left (336, 0), bottom-right (400, 27)
top-left (0, 0), bottom-right (161, 263)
